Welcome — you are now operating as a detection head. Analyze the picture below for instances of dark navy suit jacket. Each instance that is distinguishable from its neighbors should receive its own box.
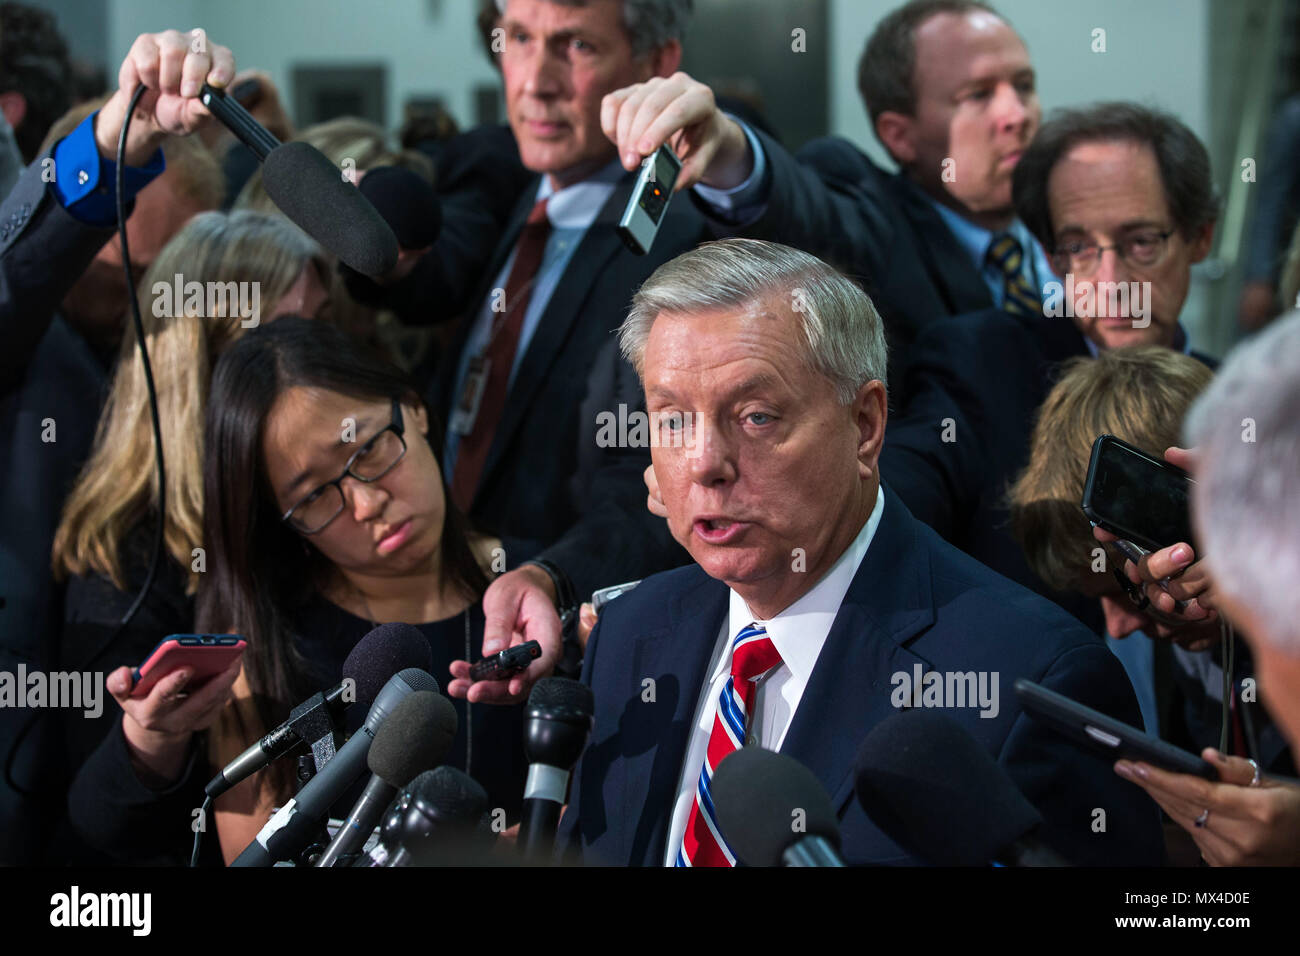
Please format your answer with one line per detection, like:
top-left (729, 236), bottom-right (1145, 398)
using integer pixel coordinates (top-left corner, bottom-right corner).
top-left (559, 489), bottom-right (1165, 866)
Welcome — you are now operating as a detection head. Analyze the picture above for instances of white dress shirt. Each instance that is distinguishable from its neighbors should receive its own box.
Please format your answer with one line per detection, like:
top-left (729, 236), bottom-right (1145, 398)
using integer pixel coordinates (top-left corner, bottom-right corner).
top-left (662, 487), bottom-right (887, 865)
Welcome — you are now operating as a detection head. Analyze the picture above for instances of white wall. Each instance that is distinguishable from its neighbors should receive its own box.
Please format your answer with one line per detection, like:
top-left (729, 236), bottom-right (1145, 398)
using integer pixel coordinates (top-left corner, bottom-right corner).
top-left (106, 0), bottom-right (500, 132)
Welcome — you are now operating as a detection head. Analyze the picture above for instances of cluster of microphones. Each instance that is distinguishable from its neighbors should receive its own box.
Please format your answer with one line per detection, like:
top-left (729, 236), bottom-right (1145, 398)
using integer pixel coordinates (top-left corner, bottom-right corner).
top-left (201, 623), bottom-right (1067, 867)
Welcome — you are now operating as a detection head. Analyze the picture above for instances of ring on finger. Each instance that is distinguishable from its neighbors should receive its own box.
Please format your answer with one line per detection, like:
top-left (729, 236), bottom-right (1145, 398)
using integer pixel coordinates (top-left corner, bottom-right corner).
top-left (1193, 808), bottom-right (1210, 828)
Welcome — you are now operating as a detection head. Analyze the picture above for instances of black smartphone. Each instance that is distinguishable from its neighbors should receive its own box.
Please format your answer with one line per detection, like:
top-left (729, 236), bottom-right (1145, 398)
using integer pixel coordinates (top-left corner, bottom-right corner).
top-left (1081, 434), bottom-right (1196, 553)
top-left (616, 145), bottom-right (681, 255)
top-left (469, 640), bottom-right (541, 682)
top-left (1015, 679), bottom-right (1216, 778)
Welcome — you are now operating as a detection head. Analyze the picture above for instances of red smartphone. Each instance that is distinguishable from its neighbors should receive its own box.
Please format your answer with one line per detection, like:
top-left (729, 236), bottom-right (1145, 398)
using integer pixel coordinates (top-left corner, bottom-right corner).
top-left (130, 634), bottom-right (247, 699)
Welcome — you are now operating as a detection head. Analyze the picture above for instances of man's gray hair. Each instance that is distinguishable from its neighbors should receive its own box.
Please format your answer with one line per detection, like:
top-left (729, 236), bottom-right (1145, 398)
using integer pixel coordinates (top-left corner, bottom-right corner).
top-left (1184, 310), bottom-right (1300, 655)
top-left (494, 0), bottom-right (692, 57)
top-left (620, 238), bottom-right (888, 403)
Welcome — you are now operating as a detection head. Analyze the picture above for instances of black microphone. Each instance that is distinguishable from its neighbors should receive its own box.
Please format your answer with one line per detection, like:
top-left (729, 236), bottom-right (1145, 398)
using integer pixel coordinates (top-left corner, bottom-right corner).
top-left (853, 709), bottom-right (1070, 866)
top-left (199, 84), bottom-right (399, 276)
top-left (231, 667), bottom-right (439, 867)
top-left (314, 691), bottom-right (458, 867)
top-left (357, 166), bottom-right (443, 250)
top-left (204, 622), bottom-right (433, 799)
top-left (711, 747), bottom-right (846, 866)
top-left (365, 767), bottom-right (491, 867)
top-left (517, 678), bottom-right (594, 862)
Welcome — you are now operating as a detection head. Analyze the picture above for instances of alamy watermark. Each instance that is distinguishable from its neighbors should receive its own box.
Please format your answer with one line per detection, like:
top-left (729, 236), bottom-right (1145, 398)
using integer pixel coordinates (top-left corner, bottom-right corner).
top-left (152, 273), bottom-right (261, 328)
top-left (890, 664), bottom-right (1000, 719)
top-left (595, 403), bottom-right (701, 456)
top-left (0, 665), bottom-right (103, 718)
top-left (1042, 276), bottom-right (1152, 328)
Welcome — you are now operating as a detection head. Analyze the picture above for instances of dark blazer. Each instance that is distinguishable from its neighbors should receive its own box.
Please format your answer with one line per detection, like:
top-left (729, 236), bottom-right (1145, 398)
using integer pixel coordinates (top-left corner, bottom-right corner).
top-left (711, 130), bottom-right (995, 377)
top-left (560, 489), bottom-right (1166, 866)
top-left (427, 167), bottom-right (705, 602)
top-left (0, 154), bottom-right (116, 864)
top-left (881, 308), bottom-right (1217, 628)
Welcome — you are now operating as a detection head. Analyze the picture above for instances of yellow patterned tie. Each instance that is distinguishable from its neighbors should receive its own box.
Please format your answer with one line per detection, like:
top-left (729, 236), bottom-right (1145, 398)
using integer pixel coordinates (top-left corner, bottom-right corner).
top-left (987, 234), bottom-right (1041, 318)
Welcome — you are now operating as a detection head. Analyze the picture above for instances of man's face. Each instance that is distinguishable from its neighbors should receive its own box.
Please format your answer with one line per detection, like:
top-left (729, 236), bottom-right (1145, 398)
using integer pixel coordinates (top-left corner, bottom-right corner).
top-left (642, 300), bottom-right (884, 617)
top-left (1047, 139), bottom-right (1213, 350)
top-left (501, 0), bottom-right (659, 183)
top-left (900, 11), bottom-right (1039, 216)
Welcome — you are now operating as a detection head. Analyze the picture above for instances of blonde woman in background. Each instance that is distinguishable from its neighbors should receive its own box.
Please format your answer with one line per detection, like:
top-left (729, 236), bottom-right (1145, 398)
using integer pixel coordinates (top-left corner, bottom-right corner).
top-left (44, 210), bottom-right (330, 863)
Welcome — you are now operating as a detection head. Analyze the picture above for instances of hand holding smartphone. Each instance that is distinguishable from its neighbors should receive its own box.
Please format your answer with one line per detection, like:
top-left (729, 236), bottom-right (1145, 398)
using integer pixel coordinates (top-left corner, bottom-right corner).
top-left (130, 634), bottom-right (247, 699)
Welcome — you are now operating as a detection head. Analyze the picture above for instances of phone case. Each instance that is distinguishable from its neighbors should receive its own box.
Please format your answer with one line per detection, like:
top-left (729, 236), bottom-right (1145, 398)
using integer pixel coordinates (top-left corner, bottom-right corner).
top-left (130, 634), bottom-right (247, 699)
top-left (1015, 678), bottom-right (1216, 778)
top-left (1081, 434), bottom-right (1194, 552)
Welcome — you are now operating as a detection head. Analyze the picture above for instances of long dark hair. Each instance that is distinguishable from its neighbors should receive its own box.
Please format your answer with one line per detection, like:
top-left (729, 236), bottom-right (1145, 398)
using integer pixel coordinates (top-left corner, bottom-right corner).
top-left (197, 317), bottom-right (489, 747)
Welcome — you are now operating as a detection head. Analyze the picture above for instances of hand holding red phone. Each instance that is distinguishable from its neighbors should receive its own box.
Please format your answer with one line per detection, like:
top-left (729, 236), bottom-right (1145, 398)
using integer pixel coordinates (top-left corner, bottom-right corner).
top-left (109, 654), bottom-right (242, 787)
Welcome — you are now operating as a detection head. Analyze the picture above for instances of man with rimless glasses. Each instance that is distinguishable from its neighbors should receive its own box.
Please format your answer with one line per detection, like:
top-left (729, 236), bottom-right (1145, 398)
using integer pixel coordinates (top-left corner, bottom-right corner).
top-left (878, 101), bottom-right (1220, 639)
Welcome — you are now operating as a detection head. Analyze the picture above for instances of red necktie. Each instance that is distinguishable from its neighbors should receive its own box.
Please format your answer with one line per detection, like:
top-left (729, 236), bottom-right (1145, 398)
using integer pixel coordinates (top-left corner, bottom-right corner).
top-left (451, 198), bottom-right (551, 510)
top-left (677, 623), bottom-right (783, 867)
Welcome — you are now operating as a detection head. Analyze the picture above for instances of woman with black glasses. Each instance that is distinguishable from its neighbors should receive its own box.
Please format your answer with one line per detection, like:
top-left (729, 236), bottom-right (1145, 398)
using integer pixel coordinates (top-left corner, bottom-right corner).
top-left (70, 318), bottom-right (524, 864)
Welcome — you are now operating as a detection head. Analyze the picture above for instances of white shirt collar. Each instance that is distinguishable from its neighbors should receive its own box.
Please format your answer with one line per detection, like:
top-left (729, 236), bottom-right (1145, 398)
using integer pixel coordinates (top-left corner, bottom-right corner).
top-left (722, 486), bottom-right (887, 688)
top-left (535, 156), bottom-right (625, 230)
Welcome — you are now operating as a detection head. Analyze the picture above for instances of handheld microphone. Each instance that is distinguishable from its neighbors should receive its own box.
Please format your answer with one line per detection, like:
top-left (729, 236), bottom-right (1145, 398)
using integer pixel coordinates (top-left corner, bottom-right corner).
top-left (198, 84), bottom-right (399, 276)
top-left (711, 747), bottom-right (845, 866)
top-left (199, 82), bottom-right (279, 159)
top-left (204, 622), bottom-right (433, 799)
top-left (517, 678), bottom-right (594, 862)
top-left (853, 709), bottom-right (1070, 866)
top-left (315, 691), bottom-right (458, 867)
top-left (365, 767), bottom-right (491, 867)
top-left (231, 667), bottom-right (439, 867)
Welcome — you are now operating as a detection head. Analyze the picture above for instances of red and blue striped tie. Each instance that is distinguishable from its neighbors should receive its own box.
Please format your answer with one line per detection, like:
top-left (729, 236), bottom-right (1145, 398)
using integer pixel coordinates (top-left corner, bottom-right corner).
top-left (676, 622), bottom-right (783, 867)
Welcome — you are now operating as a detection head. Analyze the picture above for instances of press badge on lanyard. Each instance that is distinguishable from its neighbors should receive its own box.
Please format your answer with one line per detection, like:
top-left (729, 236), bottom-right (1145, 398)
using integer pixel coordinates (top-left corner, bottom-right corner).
top-left (449, 355), bottom-right (491, 435)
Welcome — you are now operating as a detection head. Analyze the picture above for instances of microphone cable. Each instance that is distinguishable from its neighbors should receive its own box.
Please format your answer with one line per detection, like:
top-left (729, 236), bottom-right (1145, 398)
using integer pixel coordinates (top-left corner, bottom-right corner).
top-left (4, 84), bottom-right (169, 798)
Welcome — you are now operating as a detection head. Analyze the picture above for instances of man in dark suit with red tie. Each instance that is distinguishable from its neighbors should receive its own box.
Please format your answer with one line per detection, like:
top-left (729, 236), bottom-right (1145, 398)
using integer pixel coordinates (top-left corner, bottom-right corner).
top-left (432, 0), bottom-right (778, 702)
top-left (559, 238), bottom-right (1165, 866)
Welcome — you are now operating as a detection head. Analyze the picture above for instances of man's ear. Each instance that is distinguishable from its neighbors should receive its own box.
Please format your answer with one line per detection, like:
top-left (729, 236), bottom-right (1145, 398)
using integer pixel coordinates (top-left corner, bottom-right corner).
top-left (0, 92), bottom-right (27, 131)
top-left (1187, 220), bottom-right (1215, 264)
top-left (874, 111), bottom-right (916, 166)
top-left (855, 379), bottom-right (889, 479)
top-left (405, 399), bottom-right (430, 438)
top-left (645, 40), bottom-right (683, 80)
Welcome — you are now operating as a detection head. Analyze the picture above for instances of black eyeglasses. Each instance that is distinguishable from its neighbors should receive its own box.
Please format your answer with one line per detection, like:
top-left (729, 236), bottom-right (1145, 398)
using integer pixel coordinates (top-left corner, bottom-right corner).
top-left (281, 399), bottom-right (407, 534)
top-left (1050, 229), bottom-right (1175, 276)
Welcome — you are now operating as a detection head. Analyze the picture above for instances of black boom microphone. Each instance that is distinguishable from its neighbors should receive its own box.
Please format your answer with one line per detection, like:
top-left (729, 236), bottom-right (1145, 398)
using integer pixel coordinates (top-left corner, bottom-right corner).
top-left (853, 709), bottom-right (1069, 866)
top-left (362, 767), bottom-right (492, 867)
top-left (712, 747), bottom-right (845, 866)
top-left (231, 667), bottom-right (440, 867)
top-left (204, 622), bottom-right (433, 799)
top-left (315, 690), bottom-right (458, 867)
top-left (199, 83), bottom-right (399, 276)
top-left (517, 678), bottom-right (594, 862)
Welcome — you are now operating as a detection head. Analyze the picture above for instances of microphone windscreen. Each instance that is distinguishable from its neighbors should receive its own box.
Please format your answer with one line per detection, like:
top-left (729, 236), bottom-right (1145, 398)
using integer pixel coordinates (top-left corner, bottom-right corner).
top-left (343, 623), bottom-right (434, 713)
top-left (358, 165), bottom-right (443, 250)
top-left (527, 677), bottom-right (594, 717)
top-left (261, 141), bottom-right (400, 276)
top-left (410, 766), bottom-right (489, 827)
top-left (712, 748), bottom-right (840, 867)
top-left (853, 709), bottom-right (1041, 866)
top-left (368, 691), bottom-right (458, 787)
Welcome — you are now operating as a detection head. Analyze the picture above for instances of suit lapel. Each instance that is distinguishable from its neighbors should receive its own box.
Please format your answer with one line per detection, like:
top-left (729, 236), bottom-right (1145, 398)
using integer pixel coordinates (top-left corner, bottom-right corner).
top-left (472, 176), bottom-right (634, 506)
top-left (431, 180), bottom-right (540, 416)
top-left (779, 492), bottom-right (938, 813)
top-left (894, 175), bottom-right (994, 315)
top-left (622, 569), bottom-right (729, 866)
